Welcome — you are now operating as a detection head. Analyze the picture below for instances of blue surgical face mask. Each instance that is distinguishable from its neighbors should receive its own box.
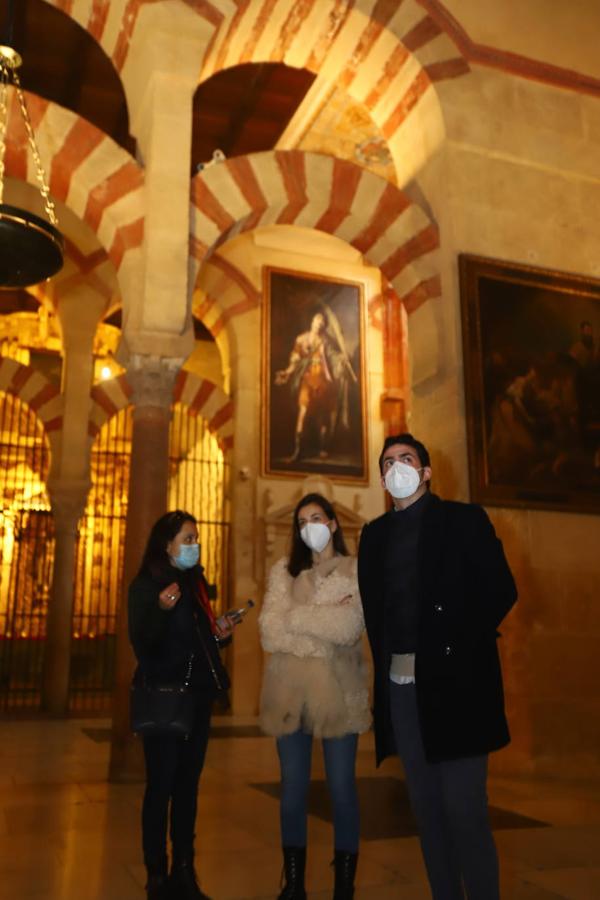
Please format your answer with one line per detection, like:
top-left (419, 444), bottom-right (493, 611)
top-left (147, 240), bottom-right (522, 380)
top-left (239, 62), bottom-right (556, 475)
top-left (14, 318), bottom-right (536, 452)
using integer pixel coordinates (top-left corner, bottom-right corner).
top-left (172, 543), bottom-right (200, 570)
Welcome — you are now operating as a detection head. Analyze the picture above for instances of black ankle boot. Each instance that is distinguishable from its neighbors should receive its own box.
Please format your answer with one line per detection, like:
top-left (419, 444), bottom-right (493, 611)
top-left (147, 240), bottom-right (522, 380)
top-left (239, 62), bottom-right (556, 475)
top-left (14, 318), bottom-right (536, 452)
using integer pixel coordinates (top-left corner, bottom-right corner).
top-left (333, 850), bottom-right (358, 900)
top-left (146, 873), bottom-right (170, 900)
top-left (145, 855), bottom-right (169, 900)
top-left (277, 846), bottom-right (307, 899)
top-left (169, 858), bottom-right (212, 900)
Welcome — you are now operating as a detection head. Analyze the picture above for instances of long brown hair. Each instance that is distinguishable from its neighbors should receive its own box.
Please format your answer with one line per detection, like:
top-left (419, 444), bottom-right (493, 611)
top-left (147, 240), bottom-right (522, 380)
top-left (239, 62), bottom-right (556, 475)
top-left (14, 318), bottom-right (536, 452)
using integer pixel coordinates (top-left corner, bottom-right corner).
top-left (138, 510), bottom-right (197, 581)
top-left (287, 492), bottom-right (348, 577)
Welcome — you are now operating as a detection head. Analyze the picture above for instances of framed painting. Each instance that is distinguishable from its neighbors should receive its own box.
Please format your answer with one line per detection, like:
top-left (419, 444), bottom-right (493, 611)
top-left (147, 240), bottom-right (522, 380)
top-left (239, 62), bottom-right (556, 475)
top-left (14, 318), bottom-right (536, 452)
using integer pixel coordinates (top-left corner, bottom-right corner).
top-left (262, 267), bottom-right (368, 481)
top-left (459, 254), bottom-right (600, 514)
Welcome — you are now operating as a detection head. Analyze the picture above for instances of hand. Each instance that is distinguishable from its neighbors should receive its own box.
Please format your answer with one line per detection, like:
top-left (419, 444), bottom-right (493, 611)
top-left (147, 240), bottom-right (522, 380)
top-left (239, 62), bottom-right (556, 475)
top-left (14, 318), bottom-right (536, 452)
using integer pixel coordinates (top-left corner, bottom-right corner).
top-left (159, 582), bottom-right (180, 610)
top-left (215, 615), bottom-right (236, 639)
top-left (275, 369), bottom-right (289, 385)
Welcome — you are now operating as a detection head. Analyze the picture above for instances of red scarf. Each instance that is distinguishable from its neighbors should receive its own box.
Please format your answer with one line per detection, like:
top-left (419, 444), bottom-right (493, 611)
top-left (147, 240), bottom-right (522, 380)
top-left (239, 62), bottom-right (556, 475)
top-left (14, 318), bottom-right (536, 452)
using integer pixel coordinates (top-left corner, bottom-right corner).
top-left (197, 577), bottom-right (218, 635)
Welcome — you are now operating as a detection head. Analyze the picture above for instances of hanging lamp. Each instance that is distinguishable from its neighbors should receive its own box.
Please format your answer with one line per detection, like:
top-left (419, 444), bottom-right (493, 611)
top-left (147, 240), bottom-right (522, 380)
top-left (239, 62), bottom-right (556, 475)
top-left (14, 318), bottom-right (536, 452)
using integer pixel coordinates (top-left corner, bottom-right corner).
top-left (0, 35), bottom-right (64, 288)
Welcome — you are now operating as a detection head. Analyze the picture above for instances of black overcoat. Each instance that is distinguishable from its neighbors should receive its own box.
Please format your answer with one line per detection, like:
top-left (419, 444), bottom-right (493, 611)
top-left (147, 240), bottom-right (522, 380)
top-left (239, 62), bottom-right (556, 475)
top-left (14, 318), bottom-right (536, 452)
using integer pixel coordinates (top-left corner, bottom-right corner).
top-left (358, 494), bottom-right (517, 765)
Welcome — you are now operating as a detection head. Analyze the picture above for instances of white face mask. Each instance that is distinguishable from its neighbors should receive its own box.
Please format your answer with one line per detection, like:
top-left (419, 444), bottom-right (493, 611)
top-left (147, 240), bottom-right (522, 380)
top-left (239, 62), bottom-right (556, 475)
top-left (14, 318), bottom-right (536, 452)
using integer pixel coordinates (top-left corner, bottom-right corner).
top-left (384, 461), bottom-right (421, 499)
top-left (300, 522), bottom-right (332, 553)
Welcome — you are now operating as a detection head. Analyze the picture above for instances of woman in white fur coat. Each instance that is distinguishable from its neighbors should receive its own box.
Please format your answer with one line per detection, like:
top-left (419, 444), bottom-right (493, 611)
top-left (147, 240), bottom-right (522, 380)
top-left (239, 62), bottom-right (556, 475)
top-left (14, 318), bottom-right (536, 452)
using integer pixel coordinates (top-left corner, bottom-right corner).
top-left (259, 492), bottom-right (370, 900)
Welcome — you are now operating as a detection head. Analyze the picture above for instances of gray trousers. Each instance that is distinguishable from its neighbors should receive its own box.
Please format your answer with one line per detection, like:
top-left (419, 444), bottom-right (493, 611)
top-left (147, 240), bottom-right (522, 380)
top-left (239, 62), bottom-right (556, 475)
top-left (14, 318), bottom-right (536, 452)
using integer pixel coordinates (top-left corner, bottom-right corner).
top-left (389, 682), bottom-right (500, 900)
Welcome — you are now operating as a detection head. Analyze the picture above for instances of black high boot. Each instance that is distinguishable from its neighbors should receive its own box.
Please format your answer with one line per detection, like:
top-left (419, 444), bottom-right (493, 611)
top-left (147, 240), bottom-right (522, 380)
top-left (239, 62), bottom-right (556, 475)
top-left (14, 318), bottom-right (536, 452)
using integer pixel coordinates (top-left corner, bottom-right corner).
top-left (277, 846), bottom-right (307, 899)
top-left (333, 850), bottom-right (358, 900)
top-left (145, 856), bottom-right (169, 900)
top-left (169, 857), bottom-right (212, 900)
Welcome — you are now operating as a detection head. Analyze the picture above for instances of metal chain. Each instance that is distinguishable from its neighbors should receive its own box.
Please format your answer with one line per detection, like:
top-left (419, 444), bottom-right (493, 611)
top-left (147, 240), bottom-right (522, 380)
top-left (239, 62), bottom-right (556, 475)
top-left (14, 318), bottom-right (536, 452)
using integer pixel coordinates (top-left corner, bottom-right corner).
top-left (0, 62), bottom-right (8, 205)
top-left (11, 67), bottom-right (58, 226)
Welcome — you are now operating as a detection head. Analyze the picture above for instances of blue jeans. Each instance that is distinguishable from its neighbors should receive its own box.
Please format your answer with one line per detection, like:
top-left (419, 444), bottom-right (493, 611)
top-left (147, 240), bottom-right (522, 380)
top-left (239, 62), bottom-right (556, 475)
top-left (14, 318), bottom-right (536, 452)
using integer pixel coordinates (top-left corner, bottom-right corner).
top-left (276, 730), bottom-right (359, 852)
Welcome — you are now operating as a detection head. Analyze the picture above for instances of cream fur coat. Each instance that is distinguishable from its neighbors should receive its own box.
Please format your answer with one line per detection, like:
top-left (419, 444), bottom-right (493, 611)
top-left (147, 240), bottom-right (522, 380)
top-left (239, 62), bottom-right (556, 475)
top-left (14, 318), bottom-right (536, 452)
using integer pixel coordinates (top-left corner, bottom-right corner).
top-left (258, 554), bottom-right (371, 739)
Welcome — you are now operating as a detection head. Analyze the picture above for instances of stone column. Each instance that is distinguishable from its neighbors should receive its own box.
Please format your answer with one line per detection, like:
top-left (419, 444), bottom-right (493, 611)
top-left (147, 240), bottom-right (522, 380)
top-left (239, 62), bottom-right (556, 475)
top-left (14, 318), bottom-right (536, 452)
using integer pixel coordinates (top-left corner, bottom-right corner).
top-left (228, 343), bottom-right (261, 715)
top-left (42, 483), bottom-right (88, 714)
top-left (42, 289), bottom-right (106, 714)
top-left (381, 285), bottom-right (409, 435)
top-left (109, 356), bottom-right (180, 782)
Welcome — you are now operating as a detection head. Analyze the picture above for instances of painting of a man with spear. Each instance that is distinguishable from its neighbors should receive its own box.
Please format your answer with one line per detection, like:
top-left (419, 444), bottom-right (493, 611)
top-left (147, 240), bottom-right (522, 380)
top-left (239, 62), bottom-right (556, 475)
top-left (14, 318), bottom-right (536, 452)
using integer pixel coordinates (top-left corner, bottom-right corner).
top-left (264, 269), bottom-right (367, 480)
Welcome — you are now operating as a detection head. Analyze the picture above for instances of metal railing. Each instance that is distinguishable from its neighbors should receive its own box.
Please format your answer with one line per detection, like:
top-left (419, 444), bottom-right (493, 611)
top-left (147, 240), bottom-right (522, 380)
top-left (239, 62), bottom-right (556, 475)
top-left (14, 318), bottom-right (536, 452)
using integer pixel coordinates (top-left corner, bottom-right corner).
top-left (0, 391), bottom-right (53, 712)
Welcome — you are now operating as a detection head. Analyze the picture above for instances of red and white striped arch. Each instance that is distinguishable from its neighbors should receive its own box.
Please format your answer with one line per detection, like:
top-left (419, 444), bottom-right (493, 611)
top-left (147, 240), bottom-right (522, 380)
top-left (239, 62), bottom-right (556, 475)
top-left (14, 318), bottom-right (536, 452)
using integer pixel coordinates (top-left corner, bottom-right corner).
top-left (193, 252), bottom-right (261, 341)
top-left (200, 0), bottom-right (468, 185)
top-left (43, 1), bottom-right (463, 76)
top-left (43, 0), bottom-right (227, 72)
top-left (190, 150), bottom-right (440, 315)
top-left (89, 371), bottom-right (233, 450)
top-left (47, 1), bottom-right (464, 184)
top-left (202, 0), bottom-right (466, 82)
top-left (88, 373), bottom-right (132, 438)
top-left (173, 371), bottom-right (233, 451)
top-left (4, 90), bottom-right (144, 290)
top-left (192, 252), bottom-right (262, 384)
top-left (49, 242), bottom-right (116, 306)
top-left (0, 358), bottom-right (63, 435)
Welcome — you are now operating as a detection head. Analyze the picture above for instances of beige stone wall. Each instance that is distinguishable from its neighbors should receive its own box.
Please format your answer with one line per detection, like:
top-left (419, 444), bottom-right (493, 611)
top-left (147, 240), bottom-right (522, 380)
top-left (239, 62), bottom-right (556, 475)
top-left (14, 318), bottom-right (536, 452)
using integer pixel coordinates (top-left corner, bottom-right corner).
top-left (410, 67), bottom-right (600, 778)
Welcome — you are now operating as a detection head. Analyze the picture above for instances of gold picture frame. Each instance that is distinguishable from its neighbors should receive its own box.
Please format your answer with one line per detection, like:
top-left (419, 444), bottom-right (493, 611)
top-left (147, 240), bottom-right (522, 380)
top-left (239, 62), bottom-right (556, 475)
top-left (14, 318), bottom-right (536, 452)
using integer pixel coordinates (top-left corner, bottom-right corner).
top-left (460, 254), bottom-right (600, 514)
top-left (262, 267), bottom-right (368, 482)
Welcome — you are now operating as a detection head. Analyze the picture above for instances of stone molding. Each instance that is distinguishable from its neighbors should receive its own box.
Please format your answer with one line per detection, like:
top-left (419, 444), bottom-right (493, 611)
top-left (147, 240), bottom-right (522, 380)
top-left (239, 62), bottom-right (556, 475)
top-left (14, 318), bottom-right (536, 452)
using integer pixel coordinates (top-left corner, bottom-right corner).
top-left (127, 355), bottom-right (183, 410)
top-left (47, 480), bottom-right (90, 533)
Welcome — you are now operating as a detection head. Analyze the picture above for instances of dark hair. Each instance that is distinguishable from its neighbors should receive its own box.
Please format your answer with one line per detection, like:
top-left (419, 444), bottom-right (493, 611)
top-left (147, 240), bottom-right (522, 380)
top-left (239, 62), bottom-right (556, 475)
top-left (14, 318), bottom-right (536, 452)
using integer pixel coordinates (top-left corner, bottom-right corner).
top-left (287, 492), bottom-right (348, 577)
top-left (378, 433), bottom-right (431, 473)
top-left (138, 509), bottom-right (197, 581)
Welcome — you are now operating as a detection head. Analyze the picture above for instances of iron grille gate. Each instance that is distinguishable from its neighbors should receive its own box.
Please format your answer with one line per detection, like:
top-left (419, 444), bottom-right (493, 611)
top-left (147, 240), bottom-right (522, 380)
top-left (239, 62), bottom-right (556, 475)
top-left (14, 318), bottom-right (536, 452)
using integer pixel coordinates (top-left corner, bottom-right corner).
top-left (0, 397), bottom-right (229, 714)
top-left (69, 402), bottom-right (230, 713)
top-left (69, 409), bottom-right (129, 712)
top-left (0, 392), bottom-right (54, 712)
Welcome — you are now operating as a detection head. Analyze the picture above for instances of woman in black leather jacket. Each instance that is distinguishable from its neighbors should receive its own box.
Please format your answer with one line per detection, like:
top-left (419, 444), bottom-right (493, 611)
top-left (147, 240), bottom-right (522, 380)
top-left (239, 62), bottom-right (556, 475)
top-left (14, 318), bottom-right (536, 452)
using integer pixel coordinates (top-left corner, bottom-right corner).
top-left (129, 510), bottom-right (231, 900)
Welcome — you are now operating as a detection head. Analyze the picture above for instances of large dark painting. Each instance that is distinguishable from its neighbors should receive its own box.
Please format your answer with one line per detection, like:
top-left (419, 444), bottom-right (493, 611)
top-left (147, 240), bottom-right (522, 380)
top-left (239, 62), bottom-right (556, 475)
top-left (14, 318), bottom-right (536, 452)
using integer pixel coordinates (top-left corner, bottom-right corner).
top-left (460, 255), bottom-right (600, 514)
top-left (262, 268), bottom-right (367, 481)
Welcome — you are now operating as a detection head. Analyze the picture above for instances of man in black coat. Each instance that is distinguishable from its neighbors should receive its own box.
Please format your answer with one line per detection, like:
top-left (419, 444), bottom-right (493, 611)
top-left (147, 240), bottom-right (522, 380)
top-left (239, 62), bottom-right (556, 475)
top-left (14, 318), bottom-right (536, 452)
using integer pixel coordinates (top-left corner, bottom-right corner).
top-left (358, 433), bottom-right (517, 900)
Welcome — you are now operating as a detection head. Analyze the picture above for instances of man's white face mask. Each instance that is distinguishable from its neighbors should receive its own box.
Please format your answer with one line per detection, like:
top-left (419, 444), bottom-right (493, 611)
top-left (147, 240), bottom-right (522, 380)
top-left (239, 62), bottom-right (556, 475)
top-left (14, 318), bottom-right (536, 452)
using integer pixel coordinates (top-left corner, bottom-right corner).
top-left (300, 522), bottom-right (332, 553)
top-left (384, 461), bottom-right (422, 500)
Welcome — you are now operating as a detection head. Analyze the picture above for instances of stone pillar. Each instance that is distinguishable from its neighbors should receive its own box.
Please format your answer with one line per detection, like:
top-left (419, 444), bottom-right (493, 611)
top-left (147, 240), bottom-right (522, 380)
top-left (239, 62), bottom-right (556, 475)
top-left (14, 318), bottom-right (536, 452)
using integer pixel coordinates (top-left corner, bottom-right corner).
top-left (381, 285), bottom-right (409, 435)
top-left (42, 289), bottom-right (106, 714)
top-left (117, 63), bottom-right (197, 363)
top-left (228, 343), bottom-right (261, 715)
top-left (42, 483), bottom-right (87, 714)
top-left (109, 356), bottom-right (180, 782)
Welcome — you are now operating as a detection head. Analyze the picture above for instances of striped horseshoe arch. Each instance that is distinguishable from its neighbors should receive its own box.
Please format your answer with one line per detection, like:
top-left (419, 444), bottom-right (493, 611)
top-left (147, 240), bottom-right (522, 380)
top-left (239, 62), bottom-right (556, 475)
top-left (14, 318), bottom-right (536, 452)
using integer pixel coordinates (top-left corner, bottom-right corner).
top-left (49, 1), bottom-right (468, 185)
top-left (0, 358), bottom-right (64, 436)
top-left (190, 149), bottom-right (440, 315)
top-left (42, 0), bottom-right (226, 72)
top-left (199, 0), bottom-right (468, 185)
top-left (3, 90), bottom-right (144, 288)
top-left (88, 371), bottom-right (233, 451)
top-left (194, 252), bottom-right (261, 340)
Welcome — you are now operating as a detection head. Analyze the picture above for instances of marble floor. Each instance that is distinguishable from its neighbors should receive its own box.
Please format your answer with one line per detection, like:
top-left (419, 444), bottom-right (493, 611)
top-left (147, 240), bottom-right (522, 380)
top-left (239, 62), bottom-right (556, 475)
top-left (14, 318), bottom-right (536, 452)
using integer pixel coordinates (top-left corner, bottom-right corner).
top-left (0, 717), bottom-right (599, 899)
